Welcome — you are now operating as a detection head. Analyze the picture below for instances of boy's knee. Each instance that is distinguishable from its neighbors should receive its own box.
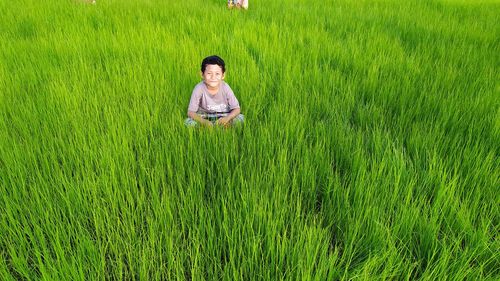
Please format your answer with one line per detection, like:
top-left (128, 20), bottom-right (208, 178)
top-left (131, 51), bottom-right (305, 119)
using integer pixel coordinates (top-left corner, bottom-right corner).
top-left (184, 118), bottom-right (198, 127)
top-left (232, 114), bottom-right (244, 124)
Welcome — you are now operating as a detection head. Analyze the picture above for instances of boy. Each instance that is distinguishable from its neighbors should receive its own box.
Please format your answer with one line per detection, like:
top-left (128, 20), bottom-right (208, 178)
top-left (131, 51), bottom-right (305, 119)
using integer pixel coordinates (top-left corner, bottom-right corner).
top-left (185, 55), bottom-right (244, 128)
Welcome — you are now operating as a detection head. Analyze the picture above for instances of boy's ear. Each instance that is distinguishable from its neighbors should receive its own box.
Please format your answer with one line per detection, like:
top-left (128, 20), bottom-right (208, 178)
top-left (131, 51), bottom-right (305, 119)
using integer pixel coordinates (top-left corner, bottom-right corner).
top-left (200, 71), bottom-right (204, 78)
top-left (222, 73), bottom-right (225, 80)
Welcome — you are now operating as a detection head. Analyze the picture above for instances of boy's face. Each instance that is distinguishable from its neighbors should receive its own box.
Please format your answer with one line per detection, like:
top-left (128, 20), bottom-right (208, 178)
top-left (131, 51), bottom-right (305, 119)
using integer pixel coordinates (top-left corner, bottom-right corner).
top-left (201, 64), bottom-right (225, 90)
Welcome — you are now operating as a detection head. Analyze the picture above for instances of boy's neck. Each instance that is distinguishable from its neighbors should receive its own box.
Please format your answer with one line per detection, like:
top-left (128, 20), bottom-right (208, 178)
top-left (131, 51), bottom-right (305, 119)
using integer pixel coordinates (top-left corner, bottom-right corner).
top-left (205, 83), bottom-right (220, 95)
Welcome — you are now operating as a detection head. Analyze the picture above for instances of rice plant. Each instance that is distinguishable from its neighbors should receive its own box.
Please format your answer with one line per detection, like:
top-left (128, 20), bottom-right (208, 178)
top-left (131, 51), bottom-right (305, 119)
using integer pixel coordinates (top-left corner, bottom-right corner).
top-left (0, 0), bottom-right (498, 280)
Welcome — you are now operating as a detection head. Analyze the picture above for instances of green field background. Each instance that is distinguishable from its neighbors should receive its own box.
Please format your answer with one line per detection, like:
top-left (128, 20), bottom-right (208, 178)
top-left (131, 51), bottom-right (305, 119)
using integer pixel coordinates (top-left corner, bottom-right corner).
top-left (1, 0), bottom-right (499, 280)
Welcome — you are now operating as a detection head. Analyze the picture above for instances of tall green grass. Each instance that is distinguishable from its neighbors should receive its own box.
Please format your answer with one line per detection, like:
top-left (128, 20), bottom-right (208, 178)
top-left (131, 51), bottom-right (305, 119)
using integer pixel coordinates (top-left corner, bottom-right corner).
top-left (1, 0), bottom-right (499, 279)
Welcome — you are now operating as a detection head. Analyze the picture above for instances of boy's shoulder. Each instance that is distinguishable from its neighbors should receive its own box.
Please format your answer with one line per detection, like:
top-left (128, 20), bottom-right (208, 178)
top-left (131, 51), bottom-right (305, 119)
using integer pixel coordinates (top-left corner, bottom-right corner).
top-left (193, 81), bottom-right (205, 90)
top-left (220, 81), bottom-right (233, 91)
top-left (192, 81), bottom-right (206, 94)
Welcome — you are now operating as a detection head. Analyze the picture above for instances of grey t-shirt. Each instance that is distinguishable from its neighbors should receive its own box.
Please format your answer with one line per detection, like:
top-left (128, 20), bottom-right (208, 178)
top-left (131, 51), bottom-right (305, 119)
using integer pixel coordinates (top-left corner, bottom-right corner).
top-left (187, 81), bottom-right (240, 114)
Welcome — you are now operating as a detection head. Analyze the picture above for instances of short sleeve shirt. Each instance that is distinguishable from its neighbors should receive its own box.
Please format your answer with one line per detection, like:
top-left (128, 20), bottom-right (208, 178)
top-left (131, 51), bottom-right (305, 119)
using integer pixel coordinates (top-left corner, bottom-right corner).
top-left (188, 81), bottom-right (240, 114)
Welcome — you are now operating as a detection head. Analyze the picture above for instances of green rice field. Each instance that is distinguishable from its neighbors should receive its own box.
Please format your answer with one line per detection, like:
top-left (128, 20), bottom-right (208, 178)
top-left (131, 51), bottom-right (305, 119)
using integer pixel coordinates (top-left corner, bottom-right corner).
top-left (1, 0), bottom-right (499, 279)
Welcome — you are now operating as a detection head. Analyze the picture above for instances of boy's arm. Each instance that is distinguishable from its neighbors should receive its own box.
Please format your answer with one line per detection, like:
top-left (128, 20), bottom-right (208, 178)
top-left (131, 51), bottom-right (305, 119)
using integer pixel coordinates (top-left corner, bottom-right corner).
top-left (226, 107), bottom-right (240, 120)
top-left (187, 85), bottom-right (213, 126)
top-left (224, 86), bottom-right (240, 120)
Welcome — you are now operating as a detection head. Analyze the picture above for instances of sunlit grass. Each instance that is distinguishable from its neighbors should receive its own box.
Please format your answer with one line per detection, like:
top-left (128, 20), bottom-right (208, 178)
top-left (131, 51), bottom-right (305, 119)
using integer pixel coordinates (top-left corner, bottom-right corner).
top-left (0, 0), bottom-right (499, 279)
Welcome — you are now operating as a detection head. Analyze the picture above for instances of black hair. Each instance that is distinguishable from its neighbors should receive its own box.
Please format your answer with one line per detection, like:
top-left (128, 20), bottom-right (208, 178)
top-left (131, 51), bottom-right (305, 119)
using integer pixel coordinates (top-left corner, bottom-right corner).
top-left (201, 55), bottom-right (226, 73)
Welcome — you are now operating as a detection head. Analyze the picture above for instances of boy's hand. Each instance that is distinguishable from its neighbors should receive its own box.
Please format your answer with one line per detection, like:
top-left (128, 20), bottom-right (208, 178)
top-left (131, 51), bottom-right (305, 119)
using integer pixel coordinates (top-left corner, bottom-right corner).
top-left (202, 119), bottom-right (214, 127)
top-left (216, 117), bottom-right (231, 127)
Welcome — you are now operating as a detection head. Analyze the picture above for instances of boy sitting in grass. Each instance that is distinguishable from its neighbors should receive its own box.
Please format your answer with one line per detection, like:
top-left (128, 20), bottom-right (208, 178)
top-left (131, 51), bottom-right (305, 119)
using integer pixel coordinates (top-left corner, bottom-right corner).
top-left (185, 55), bottom-right (244, 128)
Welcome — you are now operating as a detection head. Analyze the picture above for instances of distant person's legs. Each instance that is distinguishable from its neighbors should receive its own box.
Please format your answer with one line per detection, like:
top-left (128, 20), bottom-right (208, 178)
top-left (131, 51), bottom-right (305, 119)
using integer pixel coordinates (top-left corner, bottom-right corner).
top-left (76, 0), bottom-right (96, 4)
top-left (240, 0), bottom-right (248, 9)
